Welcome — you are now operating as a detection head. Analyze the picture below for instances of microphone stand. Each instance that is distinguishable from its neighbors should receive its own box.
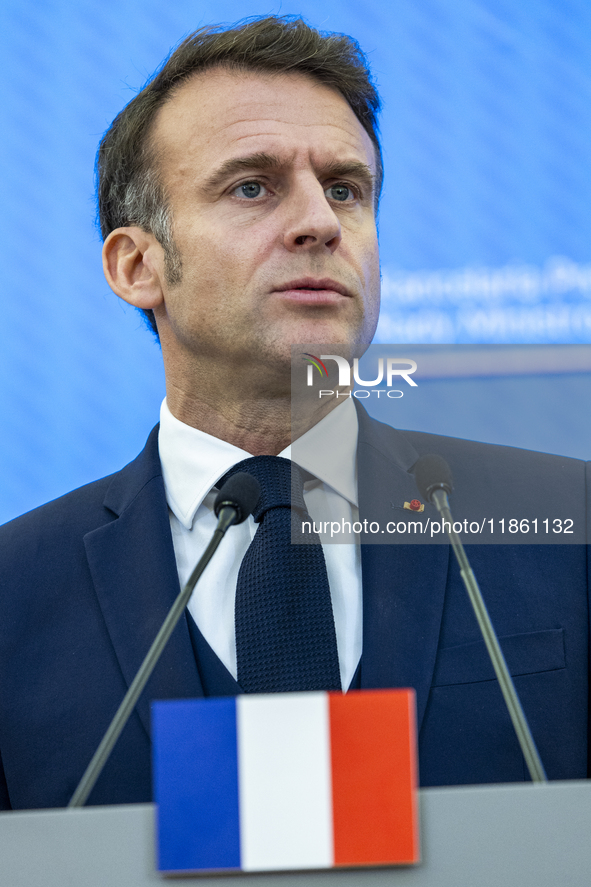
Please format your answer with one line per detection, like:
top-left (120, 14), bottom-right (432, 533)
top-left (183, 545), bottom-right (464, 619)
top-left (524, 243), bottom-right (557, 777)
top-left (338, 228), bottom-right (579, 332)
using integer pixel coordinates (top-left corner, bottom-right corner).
top-left (431, 487), bottom-right (547, 783)
top-left (68, 500), bottom-right (248, 808)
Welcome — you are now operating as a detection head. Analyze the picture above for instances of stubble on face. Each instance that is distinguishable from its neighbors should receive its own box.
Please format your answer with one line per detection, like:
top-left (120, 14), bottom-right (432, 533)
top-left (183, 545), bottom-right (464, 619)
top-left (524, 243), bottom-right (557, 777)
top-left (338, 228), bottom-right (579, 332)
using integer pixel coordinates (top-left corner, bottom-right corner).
top-left (148, 68), bottom-right (380, 445)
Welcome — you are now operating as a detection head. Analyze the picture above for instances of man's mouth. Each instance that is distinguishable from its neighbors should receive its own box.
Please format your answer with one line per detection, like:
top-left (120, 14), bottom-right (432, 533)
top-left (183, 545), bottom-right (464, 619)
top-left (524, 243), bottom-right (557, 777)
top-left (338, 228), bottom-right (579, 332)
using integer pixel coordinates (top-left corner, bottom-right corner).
top-left (273, 278), bottom-right (351, 302)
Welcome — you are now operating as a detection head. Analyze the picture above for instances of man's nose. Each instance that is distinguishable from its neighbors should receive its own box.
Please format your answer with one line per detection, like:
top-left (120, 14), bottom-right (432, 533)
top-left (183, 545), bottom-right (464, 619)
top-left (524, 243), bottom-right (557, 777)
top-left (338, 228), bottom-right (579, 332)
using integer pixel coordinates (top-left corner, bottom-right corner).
top-left (282, 178), bottom-right (342, 253)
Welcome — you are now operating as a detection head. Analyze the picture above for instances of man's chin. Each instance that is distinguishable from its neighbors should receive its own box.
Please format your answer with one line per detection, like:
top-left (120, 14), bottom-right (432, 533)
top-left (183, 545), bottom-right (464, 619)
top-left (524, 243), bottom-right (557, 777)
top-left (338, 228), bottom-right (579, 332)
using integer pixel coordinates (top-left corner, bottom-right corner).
top-left (241, 317), bottom-right (376, 390)
top-left (277, 319), bottom-right (374, 352)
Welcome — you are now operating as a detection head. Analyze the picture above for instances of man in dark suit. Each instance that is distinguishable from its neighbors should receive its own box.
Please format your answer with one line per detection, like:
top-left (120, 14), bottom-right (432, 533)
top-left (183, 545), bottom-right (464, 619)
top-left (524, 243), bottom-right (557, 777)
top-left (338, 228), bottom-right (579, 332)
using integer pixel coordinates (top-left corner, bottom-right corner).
top-left (0, 16), bottom-right (588, 809)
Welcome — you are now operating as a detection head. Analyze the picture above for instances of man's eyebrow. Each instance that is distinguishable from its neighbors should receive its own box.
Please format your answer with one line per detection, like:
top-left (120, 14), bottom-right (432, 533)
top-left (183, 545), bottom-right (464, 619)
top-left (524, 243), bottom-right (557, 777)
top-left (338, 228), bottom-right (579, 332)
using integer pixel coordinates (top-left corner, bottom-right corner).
top-left (318, 160), bottom-right (375, 192)
top-left (201, 153), bottom-right (375, 195)
top-left (202, 153), bottom-right (285, 194)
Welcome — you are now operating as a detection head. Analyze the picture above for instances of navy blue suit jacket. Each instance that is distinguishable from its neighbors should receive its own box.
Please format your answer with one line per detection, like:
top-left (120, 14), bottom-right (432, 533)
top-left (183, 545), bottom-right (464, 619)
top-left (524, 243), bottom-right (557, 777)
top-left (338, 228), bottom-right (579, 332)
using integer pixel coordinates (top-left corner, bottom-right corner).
top-left (0, 407), bottom-right (588, 809)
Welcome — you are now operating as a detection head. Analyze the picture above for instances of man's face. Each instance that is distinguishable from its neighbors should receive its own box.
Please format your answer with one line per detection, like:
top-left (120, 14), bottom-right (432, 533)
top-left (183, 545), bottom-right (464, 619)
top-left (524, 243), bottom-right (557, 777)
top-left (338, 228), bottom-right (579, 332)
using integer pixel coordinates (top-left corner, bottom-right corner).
top-left (150, 68), bottom-right (380, 380)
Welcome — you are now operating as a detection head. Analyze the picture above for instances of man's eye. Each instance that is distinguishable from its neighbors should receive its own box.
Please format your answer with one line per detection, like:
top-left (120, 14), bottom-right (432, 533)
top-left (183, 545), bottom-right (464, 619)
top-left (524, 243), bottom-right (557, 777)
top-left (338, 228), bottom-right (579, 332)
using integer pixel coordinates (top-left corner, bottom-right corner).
top-left (325, 183), bottom-right (354, 202)
top-left (234, 181), bottom-right (264, 198)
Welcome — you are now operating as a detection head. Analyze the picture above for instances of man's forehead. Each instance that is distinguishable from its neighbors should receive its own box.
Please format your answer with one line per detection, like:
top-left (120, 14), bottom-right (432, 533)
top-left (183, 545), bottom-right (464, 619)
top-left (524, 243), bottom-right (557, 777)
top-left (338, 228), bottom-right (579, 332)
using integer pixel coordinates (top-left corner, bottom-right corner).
top-left (151, 67), bottom-right (375, 174)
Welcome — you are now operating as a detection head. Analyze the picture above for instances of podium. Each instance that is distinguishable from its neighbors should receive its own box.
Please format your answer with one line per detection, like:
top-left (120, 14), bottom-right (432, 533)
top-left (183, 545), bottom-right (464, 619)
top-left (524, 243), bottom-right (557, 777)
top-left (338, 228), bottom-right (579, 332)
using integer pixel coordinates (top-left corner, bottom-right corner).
top-left (1, 781), bottom-right (590, 886)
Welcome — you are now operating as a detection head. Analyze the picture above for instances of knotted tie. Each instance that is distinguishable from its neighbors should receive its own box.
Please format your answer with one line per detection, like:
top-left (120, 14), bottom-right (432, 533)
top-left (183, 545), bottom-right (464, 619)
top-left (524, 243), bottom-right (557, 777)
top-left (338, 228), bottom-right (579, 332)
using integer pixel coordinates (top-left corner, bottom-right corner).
top-left (219, 456), bottom-right (342, 693)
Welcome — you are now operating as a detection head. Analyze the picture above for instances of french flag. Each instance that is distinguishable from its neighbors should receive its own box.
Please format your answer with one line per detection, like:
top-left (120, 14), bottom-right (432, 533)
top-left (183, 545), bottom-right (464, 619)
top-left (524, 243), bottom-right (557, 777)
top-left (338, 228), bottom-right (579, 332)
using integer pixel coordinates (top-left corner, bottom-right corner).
top-left (153, 689), bottom-right (418, 874)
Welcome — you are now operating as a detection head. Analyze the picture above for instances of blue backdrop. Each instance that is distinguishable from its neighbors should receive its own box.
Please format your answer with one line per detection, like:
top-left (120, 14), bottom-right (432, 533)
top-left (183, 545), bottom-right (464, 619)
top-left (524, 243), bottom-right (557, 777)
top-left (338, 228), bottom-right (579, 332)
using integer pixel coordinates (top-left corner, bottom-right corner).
top-left (2, 1), bottom-right (591, 523)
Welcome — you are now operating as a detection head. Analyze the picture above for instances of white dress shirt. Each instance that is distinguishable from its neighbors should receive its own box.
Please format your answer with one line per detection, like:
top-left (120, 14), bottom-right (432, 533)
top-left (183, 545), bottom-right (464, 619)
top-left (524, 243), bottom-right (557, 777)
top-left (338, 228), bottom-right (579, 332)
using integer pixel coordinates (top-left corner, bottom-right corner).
top-left (158, 396), bottom-right (362, 690)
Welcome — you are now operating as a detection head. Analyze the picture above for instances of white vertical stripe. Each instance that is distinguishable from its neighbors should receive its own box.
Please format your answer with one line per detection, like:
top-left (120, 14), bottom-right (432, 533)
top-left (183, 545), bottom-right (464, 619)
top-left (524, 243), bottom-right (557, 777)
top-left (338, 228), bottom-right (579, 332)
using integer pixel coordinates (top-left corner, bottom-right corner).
top-left (236, 693), bottom-right (333, 872)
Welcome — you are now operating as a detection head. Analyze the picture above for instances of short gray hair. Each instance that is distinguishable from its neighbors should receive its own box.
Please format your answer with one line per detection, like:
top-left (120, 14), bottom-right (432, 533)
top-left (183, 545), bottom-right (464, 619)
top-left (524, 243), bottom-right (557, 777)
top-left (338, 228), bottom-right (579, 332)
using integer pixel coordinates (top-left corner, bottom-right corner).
top-left (121, 168), bottom-right (183, 288)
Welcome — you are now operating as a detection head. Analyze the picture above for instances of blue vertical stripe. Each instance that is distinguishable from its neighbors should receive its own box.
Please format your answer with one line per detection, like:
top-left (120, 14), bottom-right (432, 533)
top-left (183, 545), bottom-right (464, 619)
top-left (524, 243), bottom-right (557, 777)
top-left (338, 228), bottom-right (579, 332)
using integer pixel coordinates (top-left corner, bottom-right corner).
top-left (152, 698), bottom-right (241, 872)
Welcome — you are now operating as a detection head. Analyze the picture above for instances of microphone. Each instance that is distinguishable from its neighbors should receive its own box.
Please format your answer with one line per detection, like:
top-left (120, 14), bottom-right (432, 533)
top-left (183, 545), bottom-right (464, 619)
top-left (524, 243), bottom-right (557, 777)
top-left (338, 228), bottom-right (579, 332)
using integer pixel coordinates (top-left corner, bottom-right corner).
top-left (412, 454), bottom-right (546, 783)
top-left (414, 453), bottom-right (453, 502)
top-left (68, 473), bottom-right (260, 808)
top-left (214, 471), bottom-right (260, 527)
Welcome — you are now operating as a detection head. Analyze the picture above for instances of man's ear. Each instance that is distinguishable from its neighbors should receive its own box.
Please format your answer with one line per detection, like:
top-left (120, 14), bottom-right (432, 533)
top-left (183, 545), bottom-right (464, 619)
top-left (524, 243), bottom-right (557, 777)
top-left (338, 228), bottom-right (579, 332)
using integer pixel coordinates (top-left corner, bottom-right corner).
top-left (102, 227), bottom-right (165, 310)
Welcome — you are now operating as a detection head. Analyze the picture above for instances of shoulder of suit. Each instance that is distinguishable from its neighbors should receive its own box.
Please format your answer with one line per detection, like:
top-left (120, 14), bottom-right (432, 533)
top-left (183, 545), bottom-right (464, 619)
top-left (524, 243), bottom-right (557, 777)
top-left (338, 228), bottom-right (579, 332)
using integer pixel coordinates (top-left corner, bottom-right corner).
top-left (398, 427), bottom-right (585, 473)
top-left (360, 410), bottom-right (586, 503)
top-left (0, 472), bottom-right (117, 545)
top-left (0, 424), bottom-right (162, 548)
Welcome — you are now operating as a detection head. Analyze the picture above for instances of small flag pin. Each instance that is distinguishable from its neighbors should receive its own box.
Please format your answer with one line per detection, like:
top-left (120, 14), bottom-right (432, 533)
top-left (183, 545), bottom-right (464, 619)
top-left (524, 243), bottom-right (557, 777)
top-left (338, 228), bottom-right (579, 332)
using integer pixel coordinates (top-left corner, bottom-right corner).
top-left (404, 499), bottom-right (424, 512)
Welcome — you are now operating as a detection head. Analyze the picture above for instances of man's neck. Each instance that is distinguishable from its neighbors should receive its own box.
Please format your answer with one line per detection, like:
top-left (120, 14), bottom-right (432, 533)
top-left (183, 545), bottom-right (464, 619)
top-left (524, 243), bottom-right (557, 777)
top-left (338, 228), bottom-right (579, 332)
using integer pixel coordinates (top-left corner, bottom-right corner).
top-left (164, 386), bottom-right (289, 455)
top-left (165, 381), bottom-right (344, 456)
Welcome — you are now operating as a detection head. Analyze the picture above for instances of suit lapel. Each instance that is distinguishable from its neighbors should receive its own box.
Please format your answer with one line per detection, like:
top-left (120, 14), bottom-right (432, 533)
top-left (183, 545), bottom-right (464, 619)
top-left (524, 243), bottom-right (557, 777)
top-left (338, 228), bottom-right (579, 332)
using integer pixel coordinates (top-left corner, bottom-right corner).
top-left (356, 405), bottom-right (449, 730)
top-left (84, 427), bottom-right (203, 738)
top-left (82, 412), bottom-right (450, 733)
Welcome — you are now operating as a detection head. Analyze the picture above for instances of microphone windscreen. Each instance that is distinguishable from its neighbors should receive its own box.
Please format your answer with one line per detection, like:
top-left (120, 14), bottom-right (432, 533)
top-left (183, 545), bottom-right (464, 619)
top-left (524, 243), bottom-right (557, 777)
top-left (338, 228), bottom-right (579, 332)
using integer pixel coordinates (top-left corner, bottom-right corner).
top-left (214, 473), bottom-right (261, 524)
top-left (413, 454), bottom-right (454, 502)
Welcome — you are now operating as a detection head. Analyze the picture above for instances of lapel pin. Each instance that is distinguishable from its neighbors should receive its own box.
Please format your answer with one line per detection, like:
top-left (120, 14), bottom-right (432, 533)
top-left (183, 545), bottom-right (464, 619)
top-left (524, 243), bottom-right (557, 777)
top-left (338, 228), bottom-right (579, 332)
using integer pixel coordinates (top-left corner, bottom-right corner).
top-left (404, 499), bottom-right (424, 512)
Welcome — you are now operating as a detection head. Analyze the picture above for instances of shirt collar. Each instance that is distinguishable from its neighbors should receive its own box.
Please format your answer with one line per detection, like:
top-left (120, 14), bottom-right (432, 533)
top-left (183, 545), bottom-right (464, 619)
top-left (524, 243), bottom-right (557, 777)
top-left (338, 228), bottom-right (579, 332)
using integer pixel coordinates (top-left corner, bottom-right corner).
top-left (158, 396), bottom-right (358, 529)
top-left (283, 396), bottom-right (358, 506)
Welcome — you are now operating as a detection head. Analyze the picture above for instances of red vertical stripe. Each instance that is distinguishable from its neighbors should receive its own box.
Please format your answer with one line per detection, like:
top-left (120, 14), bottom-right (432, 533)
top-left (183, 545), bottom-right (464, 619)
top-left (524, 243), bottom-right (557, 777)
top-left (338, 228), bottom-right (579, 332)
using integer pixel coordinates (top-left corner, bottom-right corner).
top-left (328, 689), bottom-right (419, 866)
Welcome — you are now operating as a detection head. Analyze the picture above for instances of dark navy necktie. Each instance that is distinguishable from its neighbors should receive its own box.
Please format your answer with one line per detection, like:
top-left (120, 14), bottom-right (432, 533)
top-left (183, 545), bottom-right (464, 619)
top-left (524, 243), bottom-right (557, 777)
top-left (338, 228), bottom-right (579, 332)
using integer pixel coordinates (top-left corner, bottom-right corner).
top-left (219, 456), bottom-right (342, 693)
